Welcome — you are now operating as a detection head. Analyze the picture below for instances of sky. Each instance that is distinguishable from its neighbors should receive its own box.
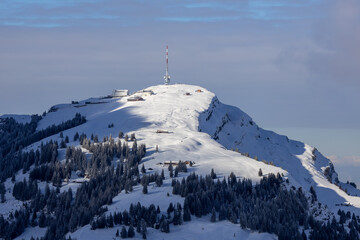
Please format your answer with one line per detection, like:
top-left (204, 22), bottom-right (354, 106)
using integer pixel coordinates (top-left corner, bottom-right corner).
top-left (0, 0), bottom-right (359, 184)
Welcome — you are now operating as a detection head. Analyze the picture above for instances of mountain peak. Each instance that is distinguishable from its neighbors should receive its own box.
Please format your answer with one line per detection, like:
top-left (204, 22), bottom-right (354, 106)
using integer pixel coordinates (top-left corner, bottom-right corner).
top-left (2, 83), bottom-right (360, 239)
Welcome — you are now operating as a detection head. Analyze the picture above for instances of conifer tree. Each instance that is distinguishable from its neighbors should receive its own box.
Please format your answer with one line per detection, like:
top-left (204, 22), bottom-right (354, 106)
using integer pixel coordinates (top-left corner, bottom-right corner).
top-left (121, 226), bottom-right (127, 238)
top-left (161, 169), bottom-right (165, 180)
top-left (128, 225), bottom-right (135, 238)
top-left (141, 164), bottom-right (146, 174)
top-left (142, 184), bottom-right (148, 194)
top-left (73, 132), bottom-right (79, 141)
top-left (211, 207), bottom-right (216, 222)
top-left (174, 167), bottom-right (178, 177)
top-left (183, 208), bottom-right (191, 222)
top-left (130, 133), bottom-right (136, 141)
top-left (160, 218), bottom-right (170, 233)
top-left (11, 173), bottom-right (16, 183)
top-left (141, 219), bottom-right (147, 236)
top-left (118, 131), bottom-right (124, 139)
top-left (0, 182), bottom-right (5, 203)
top-left (156, 175), bottom-right (163, 187)
top-left (168, 162), bottom-right (174, 178)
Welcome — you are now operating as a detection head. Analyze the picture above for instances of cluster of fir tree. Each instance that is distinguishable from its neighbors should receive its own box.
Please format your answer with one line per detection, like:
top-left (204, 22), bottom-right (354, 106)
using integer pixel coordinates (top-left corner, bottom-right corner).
top-left (167, 161), bottom-right (187, 178)
top-left (140, 168), bottom-right (165, 194)
top-left (2, 136), bottom-right (147, 239)
top-left (28, 132), bottom-right (146, 190)
top-left (1, 141), bottom-right (58, 184)
top-left (27, 131), bottom-right (151, 196)
top-left (172, 171), bottom-right (360, 240)
top-left (91, 202), bottom-right (184, 239)
top-left (0, 115), bottom-right (41, 158)
top-left (9, 164), bottom-right (171, 239)
top-left (12, 178), bottom-right (39, 201)
top-left (172, 171), bottom-right (307, 240)
top-left (5, 165), bottom-right (137, 240)
top-left (0, 113), bottom-right (85, 158)
top-left (71, 132), bottom-right (145, 176)
top-left (117, 225), bottom-right (136, 239)
top-left (0, 113), bottom-right (86, 181)
top-left (24, 140), bottom-right (69, 188)
top-left (294, 209), bottom-right (360, 240)
top-left (308, 209), bottom-right (360, 240)
top-left (28, 237), bottom-right (73, 240)
top-left (0, 208), bottom-right (30, 239)
top-left (81, 133), bottom-right (145, 177)
top-left (94, 169), bottom-right (360, 240)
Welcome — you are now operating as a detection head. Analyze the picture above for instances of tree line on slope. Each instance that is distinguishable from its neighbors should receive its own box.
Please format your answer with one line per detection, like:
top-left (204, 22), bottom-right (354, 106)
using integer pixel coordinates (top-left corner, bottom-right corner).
top-left (90, 202), bottom-right (180, 239)
top-left (172, 171), bottom-right (307, 239)
top-left (28, 133), bottom-right (146, 189)
top-left (0, 113), bottom-right (86, 181)
top-left (79, 167), bottom-right (360, 240)
top-left (0, 132), bottom-right (147, 239)
top-left (171, 171), bottom-right (360, 240)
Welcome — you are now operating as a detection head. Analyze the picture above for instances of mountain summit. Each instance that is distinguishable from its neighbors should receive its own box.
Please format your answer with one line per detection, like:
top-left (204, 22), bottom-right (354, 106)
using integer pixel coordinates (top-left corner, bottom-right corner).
top-left (35, 83), bottom-right (360, 212)
top-left (1, 84), bottom-right (360, 239)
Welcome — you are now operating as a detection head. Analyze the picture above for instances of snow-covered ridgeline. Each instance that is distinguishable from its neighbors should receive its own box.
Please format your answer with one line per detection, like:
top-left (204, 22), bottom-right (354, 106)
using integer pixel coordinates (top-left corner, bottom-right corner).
top-left (4, 83), bottom-right (360, 239)
top-left (198, 93), bottom-right (360, 214)
top-left (22, 84), bottom-right (360, 214)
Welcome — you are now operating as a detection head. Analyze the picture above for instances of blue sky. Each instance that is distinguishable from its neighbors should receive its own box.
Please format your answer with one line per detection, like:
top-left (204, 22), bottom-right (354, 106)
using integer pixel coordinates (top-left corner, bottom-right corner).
top-left (1, 0), bottom-right (360, 184)
top-left (0, 0), bottom-right (324, 27)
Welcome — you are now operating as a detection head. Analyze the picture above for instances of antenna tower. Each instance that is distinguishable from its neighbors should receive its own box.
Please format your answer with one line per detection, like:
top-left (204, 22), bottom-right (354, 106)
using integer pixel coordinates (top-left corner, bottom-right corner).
top-left (164, 46), bottom-right (170, 85)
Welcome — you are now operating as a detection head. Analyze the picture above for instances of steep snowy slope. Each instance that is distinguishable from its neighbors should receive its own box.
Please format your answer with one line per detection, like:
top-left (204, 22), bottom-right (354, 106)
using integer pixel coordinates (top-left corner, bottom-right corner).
top-left (199, 95), bottom-right (360, 214)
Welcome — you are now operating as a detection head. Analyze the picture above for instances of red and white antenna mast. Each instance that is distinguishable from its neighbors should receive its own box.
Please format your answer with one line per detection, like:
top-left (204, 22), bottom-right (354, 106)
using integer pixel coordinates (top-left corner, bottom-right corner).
top-left (164, 45), bottom-right (170, 85)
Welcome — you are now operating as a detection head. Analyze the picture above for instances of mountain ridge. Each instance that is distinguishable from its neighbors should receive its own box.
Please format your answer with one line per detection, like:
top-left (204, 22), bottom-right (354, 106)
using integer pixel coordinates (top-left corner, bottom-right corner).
top-left (22, 84), bottom-right (360, 211)
top-left (198, 92), bottom-right (360, 212)
top-left (2, 83), bottom-right (360, 239)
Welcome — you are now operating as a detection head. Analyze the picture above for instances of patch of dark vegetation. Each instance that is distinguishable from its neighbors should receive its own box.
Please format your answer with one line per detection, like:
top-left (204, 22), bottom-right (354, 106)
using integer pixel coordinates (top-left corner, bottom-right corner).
top-left (0, 113), bottom-right (86, 181)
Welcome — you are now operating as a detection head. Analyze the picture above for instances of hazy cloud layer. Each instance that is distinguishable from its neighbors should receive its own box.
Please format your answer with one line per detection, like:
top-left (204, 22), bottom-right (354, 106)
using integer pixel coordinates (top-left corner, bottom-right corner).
top-left (328, 155), bottom-right (360, 166)
top-left (329, 155), bottom-right (360, 186)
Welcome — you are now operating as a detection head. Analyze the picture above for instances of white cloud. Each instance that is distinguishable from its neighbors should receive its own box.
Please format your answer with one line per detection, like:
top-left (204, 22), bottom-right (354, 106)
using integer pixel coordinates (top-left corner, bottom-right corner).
top-left (327, 155), bottom-right (360, 166)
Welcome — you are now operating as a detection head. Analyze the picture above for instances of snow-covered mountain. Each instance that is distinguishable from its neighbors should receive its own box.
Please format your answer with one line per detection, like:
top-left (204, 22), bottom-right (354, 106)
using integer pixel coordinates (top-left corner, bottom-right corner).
top-left (2, 84), bottom-right (360, 239)
top-left (199, 95), bottom-right (360, 213)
